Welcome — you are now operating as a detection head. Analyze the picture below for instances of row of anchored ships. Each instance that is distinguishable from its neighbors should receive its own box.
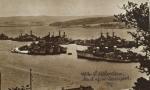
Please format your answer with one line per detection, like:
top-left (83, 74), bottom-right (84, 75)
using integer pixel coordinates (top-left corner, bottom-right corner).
top-left (0, 30), bottom-right (145, 63)
top-left (11, 30), bottom-right (69, 55)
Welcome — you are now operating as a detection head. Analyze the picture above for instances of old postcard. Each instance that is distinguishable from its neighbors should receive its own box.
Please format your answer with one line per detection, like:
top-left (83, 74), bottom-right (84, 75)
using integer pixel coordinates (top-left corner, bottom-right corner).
top-left (0, 0), bottom-right (149, 90)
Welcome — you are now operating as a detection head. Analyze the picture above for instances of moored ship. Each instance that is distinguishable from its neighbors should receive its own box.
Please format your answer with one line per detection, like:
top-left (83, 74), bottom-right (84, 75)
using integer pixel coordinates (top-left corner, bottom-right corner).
top-left (77, 46), bottom-right (145, 63)
top-left (75, 32), bottom-right (137, 48)
top-left (12, 30), bottom-right (40, 42)
top-left (11, 31), bottom-right (72, 55)
top-left (41, 30), bottom-right (72, 45)
top-left (11, 40), bottom-right (67, 55)
top-left (0, 33), bottom-right (10, 40)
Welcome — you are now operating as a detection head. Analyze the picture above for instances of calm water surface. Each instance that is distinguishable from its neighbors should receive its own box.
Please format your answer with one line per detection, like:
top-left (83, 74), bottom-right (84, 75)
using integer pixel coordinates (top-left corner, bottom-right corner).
top-left (0, 26), bottom-right (147, 90)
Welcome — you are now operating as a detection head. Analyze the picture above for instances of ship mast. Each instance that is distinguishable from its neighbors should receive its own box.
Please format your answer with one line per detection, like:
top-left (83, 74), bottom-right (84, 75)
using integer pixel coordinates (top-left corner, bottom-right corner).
top-left (0, 72), bottom-right (1, 90)
top-left (59, 25), bottom-right (62, 37)
top-left (30, 69), bottom-right (32, 90)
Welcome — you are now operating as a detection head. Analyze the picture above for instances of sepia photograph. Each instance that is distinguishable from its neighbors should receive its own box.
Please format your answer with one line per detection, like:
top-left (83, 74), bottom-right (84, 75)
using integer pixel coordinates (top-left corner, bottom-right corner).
top-left (0, 0), bottom-right (149, 90)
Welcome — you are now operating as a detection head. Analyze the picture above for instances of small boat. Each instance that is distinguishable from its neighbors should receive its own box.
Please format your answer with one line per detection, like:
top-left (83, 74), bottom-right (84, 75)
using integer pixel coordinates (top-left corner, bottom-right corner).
top-left (68, 53), bottom-right (72, 55)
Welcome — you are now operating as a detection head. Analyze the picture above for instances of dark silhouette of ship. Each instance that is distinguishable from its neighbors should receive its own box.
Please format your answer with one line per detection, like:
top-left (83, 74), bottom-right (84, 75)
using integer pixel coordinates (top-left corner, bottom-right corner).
top-left (0, 33), bottom-right (10, 40)
top-left (11, 31), bottom-right (70, 55)
top-left (77, 45), bottom-right (145, 63)
top-left (75, 32), bottom-right (137, 48)
top-left (12, 30), bottom-right (40, 42)
top-left (41, 30), bottom-right (72, 45)
top-left (76, 31), bottom-right (144, 63)
top-left (11, 40), bottom-right (67, 55)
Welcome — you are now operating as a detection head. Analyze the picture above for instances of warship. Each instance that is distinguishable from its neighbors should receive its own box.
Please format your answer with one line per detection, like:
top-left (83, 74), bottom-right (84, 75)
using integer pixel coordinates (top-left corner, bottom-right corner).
top-left (41, 30), bottom-right (72, 44)
top-left (12, 30), bottom-right (40, 42)
top-left (75, 32), bottom-right (137, 48)
top-left (11, 31), bottom-right (70, 55)
top-left (77, 45), bottom-right (145, 63)
top-left (11, 40), bottom-right (67, 55)
top-left (0, 33), bottom-right (10, 40)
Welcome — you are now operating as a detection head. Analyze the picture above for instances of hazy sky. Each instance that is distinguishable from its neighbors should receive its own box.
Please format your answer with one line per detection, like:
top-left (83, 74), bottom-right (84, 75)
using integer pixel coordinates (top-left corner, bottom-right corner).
top-left (0, 0), bottom-right (148, 17)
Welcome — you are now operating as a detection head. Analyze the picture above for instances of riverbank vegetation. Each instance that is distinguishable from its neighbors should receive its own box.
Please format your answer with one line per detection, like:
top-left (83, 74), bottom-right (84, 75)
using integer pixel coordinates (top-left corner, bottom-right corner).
top-left (115, 1), bottom-right (149, 90)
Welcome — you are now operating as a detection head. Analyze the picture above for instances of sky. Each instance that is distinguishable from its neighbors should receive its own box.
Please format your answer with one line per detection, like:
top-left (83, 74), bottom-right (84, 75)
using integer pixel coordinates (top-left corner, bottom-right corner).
top-left (0, 0), bottom-right (148, 17)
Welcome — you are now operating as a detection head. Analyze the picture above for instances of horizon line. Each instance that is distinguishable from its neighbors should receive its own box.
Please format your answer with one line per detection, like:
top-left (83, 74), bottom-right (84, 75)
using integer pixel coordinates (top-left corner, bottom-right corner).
top-left (0, 15), bottom-right (114, 18)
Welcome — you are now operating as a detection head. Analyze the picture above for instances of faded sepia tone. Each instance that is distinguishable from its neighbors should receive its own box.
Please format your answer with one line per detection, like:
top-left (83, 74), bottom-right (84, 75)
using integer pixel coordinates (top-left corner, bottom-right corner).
top-left (0, 0), bottom-right (148, 16)
top-left (0, 0), bottom-right (149, 90)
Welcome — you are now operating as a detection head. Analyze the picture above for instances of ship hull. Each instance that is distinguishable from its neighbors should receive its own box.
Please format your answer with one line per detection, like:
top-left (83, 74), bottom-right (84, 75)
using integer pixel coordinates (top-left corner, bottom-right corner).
top-left (12, 46), bottom-right (67, 55)
top-left (77, 50), bottom-right (134, 63)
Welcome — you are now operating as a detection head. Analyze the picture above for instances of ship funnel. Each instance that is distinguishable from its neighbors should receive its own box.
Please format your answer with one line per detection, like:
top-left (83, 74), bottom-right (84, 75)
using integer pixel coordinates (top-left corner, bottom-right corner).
top-left (48, 32), bottom-right (50, 37)
top-left (112, 32), bottom-right (115, 37)
top-left (63, 32), bottom-right (66, 37)
top-left (59, 30), bottom-right (61, 36)
top-left (106, 32), bottom-right (109, 38)
top-left (30, 30), bottom-right (32, 35)
top-left (100, 32), bottom-right (103, 38)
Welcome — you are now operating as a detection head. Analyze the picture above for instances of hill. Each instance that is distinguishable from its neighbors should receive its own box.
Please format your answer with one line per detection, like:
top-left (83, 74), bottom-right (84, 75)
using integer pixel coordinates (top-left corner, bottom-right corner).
top-left (49, 16), bottom-right (126, 29)
top-left (0, 16), bottom-right (126, 28)
top-left (0, 16), bottom-right (85, 27)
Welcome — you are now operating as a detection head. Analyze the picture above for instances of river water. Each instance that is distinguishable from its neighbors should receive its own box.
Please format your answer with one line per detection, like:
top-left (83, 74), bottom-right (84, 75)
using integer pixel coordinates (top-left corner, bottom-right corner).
top-left (0, 26), bottom-right (148, 90)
